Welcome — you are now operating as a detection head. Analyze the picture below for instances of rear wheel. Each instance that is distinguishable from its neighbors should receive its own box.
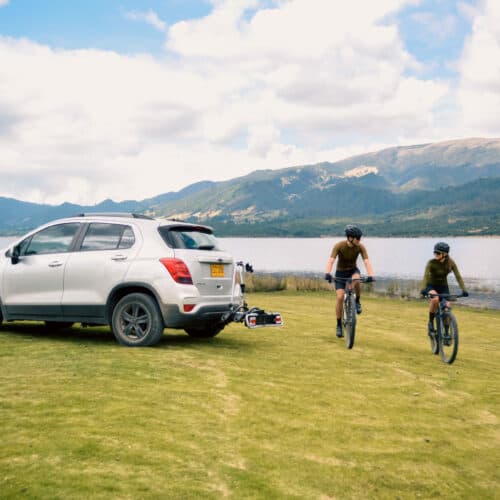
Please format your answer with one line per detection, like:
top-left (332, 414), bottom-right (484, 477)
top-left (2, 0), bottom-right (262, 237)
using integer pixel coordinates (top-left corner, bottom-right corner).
top-left (111, 293), bottom-right (164, 347)
top-left (439, 312), bottom-right (459, 364)
top-left (184, 324), bottom-right (223, 338)
top-left (343, 294), bottom-right (356, 349)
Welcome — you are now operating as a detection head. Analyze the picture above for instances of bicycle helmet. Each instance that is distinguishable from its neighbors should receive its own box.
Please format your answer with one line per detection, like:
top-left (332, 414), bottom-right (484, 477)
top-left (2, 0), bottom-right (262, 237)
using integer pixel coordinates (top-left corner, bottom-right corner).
top-left (434, 241), bottom-right (450, 254)
top-left (345, 224), bottom-right (362, 239)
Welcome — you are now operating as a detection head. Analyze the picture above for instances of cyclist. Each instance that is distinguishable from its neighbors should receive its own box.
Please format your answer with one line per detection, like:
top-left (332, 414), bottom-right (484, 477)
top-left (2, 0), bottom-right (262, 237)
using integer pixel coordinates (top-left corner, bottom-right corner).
top-left (324, 225), bottom-right (375, 338)
top-left (420, 242), bottom-right (469, 335)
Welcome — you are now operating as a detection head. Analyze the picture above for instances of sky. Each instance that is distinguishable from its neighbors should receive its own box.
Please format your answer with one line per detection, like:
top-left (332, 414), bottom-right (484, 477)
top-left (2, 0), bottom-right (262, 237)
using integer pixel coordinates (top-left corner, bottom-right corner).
top-left (0, 0), bottom-right (499, 205)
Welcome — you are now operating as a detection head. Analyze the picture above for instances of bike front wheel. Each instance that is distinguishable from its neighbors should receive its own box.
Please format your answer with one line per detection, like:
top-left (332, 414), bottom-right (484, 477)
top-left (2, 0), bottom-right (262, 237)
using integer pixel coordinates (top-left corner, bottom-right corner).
top-left (343, 295), bottom-right (357, 349)
top-left (429, 326), bottom-right (439, 355)
top-left (438, 312), bottom-right (459, 364)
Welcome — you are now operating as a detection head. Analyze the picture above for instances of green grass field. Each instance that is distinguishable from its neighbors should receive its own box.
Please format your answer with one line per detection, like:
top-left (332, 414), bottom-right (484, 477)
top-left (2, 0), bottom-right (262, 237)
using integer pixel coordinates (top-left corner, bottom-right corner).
top-left (1, 293), bottom-right (499, 499)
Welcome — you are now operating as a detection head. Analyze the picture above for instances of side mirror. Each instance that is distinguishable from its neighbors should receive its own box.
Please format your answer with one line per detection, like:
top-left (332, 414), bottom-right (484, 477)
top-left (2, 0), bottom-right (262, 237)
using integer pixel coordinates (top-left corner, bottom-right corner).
top-left (11, 245), bottom-right (20, 265)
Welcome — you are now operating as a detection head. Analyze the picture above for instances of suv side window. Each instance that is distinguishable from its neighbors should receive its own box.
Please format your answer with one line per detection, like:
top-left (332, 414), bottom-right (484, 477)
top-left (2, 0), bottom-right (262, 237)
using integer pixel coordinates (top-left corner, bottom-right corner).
top-left (118, 227), bottom-right (135, 249)
top-left (23, 223), bottom-right (81, 255)
top-left (80, 223), bottom-right (135, 251)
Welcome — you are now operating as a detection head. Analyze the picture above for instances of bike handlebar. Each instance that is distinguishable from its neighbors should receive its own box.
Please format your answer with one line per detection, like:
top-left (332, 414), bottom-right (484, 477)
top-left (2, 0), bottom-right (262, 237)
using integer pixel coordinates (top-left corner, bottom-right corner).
top-left (422, 292), bottom-right (467, 299)
top-left (326, 275), bottom-right (374, 284)
top-left (332, 276), bottom-right (374, 283)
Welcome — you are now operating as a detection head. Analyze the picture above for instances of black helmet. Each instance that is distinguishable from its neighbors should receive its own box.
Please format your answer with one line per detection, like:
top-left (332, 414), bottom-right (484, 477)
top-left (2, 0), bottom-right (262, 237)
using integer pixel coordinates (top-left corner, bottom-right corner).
top-left (434, 241), bottom-right (450, 254)
top-left (345, 224), bottom-right (362, 239)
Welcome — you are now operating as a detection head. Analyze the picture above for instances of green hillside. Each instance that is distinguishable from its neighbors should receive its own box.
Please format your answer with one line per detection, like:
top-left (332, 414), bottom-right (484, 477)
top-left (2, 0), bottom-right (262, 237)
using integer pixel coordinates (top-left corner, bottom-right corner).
top-left (1, 138), bottom-right (500, 236)
top-left (153, 176), bottom-right (500, 237)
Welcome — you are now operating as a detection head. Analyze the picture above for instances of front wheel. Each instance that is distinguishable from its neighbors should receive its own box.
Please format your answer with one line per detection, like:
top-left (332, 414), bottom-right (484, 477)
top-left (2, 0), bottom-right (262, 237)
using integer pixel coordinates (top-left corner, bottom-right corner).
top-left (184, 324), bottom-right (224, 338)
top-left (343, 295), bottom-right (356, 349)
top-left (439, 312), bottom-right (459, 364)
top-left (429, 325), bottom-right (439, 355)
top-left (111, 293), bottom-right (164, 347)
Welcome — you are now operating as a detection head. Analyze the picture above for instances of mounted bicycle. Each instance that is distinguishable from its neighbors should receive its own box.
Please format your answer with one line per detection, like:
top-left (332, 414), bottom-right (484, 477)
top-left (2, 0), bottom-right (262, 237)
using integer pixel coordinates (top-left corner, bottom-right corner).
top-left (327, 275), bottom-right (373, 349)
top-left (422, 292), bottom-right (467, 364)
top-left (324, 225), bottom-right (376, 347)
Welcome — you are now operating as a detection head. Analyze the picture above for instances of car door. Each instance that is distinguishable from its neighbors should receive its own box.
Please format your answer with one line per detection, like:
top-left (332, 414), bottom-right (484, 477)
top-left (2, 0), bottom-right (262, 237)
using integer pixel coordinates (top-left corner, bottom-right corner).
top-left (1, 223), bottom-right (81, 318)
top-left (61, 222), bottom-right (140, 319)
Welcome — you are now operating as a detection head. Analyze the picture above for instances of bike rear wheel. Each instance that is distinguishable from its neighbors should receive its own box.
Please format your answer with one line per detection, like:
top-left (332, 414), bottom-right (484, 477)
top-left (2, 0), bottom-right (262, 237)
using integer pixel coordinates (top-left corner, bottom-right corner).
top-left (438, 312), bottom-right (459, 364)
top-left (343, 294), bottom-right (356, 349)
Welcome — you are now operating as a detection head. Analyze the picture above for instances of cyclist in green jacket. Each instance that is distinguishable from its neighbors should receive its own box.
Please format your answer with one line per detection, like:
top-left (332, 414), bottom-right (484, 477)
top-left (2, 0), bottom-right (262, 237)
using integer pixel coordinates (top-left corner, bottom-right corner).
top-left (420, 242), bottom-right (469, 334)
top-left (324, 225), bottom-right (375, 338)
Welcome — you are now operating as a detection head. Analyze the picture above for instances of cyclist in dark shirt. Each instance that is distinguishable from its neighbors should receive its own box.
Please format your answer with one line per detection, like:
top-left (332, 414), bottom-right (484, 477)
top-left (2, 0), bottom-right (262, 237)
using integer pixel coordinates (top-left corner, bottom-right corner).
top-left (324, 225), bottom-right (375, 338)
top-left (420, 241), bottom-right (469, 334)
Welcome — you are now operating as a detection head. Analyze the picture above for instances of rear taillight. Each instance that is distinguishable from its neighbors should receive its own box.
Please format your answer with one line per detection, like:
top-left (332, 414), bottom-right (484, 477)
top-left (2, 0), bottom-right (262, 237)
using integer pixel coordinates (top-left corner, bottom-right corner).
top-left (160, 258), bottom-right (193, 284)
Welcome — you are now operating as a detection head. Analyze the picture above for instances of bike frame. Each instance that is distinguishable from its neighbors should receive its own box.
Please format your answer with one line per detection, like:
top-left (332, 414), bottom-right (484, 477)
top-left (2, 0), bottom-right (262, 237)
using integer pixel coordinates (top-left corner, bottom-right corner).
top-left (333, 276), bottom-right (372, 349)
top-left (424, 292), bottom-right (465, 364)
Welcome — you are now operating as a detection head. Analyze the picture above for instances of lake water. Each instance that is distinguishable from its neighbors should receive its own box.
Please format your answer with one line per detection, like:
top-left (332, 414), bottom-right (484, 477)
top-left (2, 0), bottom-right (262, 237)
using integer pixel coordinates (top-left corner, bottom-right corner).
top-left (217, 237), bottom-right (500, 309)
top-left (219, 236), bottom-right (500, 284)
top-left (2, 235), bottom-right (499, 308)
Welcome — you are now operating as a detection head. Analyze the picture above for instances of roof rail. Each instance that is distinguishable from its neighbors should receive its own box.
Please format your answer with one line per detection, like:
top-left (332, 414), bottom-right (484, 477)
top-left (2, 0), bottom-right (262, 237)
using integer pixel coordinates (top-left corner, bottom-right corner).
top-left (72, 213), bottom-right (155, 220)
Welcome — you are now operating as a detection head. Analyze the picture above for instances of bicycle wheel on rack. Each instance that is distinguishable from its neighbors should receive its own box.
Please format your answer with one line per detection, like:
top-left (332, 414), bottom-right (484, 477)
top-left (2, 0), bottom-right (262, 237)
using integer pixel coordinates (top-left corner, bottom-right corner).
top-left (439, 311), bottom-right (459, 364)
top-left (343, 295), bottom-right (357, 349)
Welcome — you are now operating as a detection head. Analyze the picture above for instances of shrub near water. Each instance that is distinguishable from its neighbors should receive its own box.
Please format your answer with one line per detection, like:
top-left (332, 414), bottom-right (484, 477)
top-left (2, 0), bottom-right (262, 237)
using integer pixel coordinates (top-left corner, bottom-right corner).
top-left (0, 292), bottom-right (499, 498)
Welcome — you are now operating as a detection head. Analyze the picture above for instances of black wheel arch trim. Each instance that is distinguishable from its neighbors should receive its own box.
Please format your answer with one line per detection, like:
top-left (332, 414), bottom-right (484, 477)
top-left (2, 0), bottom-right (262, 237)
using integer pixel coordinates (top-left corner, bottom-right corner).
top-left (106, 282), bottom-right (165, 324)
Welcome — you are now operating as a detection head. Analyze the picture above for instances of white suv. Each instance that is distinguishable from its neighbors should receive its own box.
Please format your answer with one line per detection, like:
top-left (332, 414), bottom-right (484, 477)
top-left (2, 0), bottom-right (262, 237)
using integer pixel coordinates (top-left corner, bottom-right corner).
top-left (0, 214), bottom-right (240, 346)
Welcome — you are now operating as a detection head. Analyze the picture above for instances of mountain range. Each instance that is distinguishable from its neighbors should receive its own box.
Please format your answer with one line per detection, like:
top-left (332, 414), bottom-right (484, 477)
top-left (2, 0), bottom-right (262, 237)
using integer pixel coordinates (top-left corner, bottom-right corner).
top-left (1, 137), bottom-right (500, 237)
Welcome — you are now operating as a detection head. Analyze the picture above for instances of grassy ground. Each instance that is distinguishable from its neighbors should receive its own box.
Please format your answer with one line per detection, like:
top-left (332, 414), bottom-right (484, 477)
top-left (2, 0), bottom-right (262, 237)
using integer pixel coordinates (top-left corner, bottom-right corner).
top-left (0, 293), bottom-right (499, 499)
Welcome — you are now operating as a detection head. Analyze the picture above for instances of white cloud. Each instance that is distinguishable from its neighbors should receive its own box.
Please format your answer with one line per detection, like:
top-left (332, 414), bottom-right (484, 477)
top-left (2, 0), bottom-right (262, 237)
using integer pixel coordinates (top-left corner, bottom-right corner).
top-left (125, 9), bottom-right (167, 32)
top-left (0, 0), bottom-right (10, 7)
top-left (456, 0), bottom-right (500, 134)
top-left (1, 0), bottom-right (489, 206)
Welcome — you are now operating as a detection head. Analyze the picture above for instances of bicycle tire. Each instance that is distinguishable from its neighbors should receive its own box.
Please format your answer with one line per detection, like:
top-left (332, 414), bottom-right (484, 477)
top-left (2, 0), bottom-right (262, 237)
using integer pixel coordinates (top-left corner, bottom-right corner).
top-left (439, 311), bottom-right (459, 364)
top-left (429, 324), bottom-right (439, 355)
top-left (344, 294), bottom-right (356, 349)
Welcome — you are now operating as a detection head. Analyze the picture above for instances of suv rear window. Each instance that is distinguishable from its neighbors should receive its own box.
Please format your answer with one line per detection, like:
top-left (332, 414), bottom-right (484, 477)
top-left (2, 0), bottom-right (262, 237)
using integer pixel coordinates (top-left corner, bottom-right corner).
top-left (159, 226), bottom-right (221, 251)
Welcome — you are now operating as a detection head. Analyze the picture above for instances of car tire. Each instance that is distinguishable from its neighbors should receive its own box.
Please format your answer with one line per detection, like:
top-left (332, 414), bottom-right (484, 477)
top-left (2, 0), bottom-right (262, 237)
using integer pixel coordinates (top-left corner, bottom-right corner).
top-left (184, 324), bottom-right (224, 338)
top-left (111, 293), bottom-right (164, 347)
top-left (44, 321), bottom-right (74, 330)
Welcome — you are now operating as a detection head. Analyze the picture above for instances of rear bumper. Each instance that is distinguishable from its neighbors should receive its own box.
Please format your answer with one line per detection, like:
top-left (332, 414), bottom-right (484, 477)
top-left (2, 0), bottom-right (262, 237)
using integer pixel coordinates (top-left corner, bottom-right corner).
top-left (162, 303), bottom-right (235, 329)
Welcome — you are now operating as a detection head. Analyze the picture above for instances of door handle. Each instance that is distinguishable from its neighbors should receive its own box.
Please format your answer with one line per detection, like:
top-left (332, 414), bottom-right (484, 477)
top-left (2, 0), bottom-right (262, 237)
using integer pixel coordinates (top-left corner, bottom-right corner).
top-left (111, 254), bottom-right (128, 261)
top-left (48, 261), bottom-right (63, 268)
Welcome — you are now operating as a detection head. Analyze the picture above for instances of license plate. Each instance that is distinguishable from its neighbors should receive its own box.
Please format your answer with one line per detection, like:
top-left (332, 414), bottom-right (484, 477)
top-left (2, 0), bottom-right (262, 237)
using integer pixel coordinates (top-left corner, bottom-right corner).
top-left (210, 264), bottom-right (224, 277)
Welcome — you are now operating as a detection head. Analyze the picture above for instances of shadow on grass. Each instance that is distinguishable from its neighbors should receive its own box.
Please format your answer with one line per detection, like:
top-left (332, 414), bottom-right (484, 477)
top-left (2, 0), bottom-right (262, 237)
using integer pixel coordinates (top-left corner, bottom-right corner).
top-left (161, 331), bottom-right (255, 351)
top-left (0, 322), bottom-right (116, 345)
top-left (0, 322), bottom-right (254, 350)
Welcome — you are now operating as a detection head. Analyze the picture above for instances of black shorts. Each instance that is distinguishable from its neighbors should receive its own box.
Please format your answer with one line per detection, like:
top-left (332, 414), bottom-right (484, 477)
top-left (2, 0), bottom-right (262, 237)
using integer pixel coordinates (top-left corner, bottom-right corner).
top-left (424, 283), bottom-right (450, 296)
top-left (334, 268), bottom-right (361, 290)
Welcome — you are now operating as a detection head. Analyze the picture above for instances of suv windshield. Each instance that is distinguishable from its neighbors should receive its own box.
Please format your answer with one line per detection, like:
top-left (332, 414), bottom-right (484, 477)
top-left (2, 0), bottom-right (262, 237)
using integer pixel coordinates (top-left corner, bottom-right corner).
top-left (159, 226), bottom-right (221, 251)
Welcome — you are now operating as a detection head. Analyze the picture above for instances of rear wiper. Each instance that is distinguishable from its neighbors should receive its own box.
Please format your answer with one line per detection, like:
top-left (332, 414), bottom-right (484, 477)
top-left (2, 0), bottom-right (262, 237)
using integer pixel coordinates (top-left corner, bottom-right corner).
top-left (197, 245), bottom-right (215, 250)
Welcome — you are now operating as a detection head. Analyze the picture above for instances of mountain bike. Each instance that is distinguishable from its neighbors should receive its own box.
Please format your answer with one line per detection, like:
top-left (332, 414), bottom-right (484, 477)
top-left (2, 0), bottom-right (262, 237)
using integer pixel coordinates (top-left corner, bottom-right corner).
top-left (334, 276), bottom-right (372, 349)
top-left (423, 292), bottom-right (467, 364)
